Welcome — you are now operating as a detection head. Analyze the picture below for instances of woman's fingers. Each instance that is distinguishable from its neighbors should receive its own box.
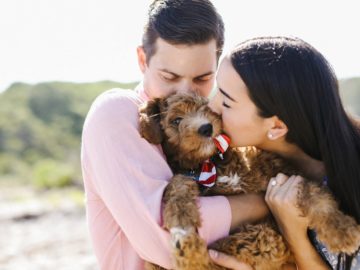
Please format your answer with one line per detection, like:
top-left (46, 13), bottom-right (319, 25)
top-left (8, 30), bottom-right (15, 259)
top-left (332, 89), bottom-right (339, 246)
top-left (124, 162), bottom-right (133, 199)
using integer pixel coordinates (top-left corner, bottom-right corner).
top-left (209, 250), bottom-right (253, 270)
top-left (265, 174), bottom-right (305, 226)
top-left (265, 173), bottom-right (289, 200)
top-left (273, 175), bottom-right (298, 200)
top-left (282, 175), bottom-right (303, 198)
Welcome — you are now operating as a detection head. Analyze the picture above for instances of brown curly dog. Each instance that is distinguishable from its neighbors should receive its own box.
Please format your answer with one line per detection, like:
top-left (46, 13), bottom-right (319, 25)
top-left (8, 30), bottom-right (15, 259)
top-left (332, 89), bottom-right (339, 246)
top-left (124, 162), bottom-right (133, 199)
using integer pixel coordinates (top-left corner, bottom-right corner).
top-left (138, 92), bottom-right (360, 270)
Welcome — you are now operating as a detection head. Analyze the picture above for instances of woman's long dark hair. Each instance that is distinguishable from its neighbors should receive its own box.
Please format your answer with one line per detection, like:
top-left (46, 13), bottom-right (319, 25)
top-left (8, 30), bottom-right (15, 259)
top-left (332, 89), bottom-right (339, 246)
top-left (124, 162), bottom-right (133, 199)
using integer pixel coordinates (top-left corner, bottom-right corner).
top-left (230, 37), bottom-right (360, 268)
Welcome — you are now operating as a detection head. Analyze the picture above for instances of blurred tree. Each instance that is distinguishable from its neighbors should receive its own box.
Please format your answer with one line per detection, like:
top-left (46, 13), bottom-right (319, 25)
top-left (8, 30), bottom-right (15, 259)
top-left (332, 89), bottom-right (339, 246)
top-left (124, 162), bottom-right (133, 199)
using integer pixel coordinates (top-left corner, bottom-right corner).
top-left (28, 84), bottom-right (72, 123)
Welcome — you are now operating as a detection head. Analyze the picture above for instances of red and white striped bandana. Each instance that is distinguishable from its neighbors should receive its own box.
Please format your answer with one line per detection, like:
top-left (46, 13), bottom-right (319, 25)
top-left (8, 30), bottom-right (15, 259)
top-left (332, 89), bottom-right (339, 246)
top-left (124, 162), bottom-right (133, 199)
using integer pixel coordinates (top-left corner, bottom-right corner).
top-left (196, 134), bottom-right (231, 187)
top-left (213, 134), bottom-right (231, 155)
top-left (197, 160), bottom-right (217, 187)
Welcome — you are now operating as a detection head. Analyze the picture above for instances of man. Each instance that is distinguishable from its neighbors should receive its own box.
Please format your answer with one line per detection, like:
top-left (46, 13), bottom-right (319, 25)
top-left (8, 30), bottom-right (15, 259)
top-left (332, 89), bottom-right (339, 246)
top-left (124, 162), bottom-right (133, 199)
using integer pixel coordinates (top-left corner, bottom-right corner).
top-left (81, 1), bottom-right (268, 269)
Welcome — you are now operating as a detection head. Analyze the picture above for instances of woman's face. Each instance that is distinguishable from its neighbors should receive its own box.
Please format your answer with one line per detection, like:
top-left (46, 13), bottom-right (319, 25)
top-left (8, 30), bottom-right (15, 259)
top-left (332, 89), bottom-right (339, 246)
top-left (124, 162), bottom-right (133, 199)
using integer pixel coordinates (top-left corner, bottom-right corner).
top-left (209, 56), bottom-right (270, 148)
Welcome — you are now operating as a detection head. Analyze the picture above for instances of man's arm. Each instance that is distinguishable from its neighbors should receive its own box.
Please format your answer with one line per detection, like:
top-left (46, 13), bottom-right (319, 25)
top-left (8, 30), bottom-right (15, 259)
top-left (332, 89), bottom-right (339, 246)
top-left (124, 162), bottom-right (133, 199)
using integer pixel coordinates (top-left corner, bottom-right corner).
top-left (83, 90), bottom-right (249, 267)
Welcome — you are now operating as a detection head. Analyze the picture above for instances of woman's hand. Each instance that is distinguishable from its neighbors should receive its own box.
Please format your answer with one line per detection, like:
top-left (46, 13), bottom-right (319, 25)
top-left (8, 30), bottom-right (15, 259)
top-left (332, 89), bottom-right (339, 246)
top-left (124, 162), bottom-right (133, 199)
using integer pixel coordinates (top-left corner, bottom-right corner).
top-left (209, 173), bottom-right (326, 270)
top-left (265, 173), bottom-right (309, 243)
top-left (209, 250), bottom-right (253, 270)
top-left (265, 173), bottom-right (332, 269)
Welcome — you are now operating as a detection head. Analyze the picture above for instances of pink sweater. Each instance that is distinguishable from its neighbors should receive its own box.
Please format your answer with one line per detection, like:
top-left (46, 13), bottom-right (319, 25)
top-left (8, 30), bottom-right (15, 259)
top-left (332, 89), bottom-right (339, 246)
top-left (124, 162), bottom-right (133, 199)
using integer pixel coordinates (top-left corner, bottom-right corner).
top-left (81, 87), bottom-right (231, 270)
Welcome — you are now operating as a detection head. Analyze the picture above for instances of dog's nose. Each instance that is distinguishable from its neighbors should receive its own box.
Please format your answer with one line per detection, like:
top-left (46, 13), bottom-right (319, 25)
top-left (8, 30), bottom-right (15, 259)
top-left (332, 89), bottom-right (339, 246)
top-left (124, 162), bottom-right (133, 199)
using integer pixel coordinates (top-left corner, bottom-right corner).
top-left (198, 123), bottom-right (213, 137)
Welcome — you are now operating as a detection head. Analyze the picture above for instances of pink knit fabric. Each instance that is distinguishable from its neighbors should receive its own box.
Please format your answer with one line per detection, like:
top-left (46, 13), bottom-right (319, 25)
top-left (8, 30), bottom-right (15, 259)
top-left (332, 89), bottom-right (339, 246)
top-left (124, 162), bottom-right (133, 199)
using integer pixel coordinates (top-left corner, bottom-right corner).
top-left (81, 87), bottom-right (231, 270)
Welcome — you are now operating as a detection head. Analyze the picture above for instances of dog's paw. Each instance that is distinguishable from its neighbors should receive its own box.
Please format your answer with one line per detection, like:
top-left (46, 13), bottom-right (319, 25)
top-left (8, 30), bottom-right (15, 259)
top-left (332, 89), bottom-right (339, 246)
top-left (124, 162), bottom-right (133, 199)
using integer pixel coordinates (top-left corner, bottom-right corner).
top-left (170, 227), bottom-right (211, 270)
top-left (170, 227), bottom-right (193, 256)
top-left (310, 205), bottom-right (360, 254)
top-left (330, 226), bottom-right (360, 254)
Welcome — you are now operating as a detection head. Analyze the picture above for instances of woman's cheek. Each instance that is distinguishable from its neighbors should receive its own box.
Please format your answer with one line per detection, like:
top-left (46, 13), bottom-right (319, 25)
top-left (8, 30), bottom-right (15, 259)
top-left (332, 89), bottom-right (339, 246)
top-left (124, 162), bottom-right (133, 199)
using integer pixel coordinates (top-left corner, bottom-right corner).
top-left (221, 113), bottom-right (230, 132)
top-left (222, 114), bottom-right (237, 144)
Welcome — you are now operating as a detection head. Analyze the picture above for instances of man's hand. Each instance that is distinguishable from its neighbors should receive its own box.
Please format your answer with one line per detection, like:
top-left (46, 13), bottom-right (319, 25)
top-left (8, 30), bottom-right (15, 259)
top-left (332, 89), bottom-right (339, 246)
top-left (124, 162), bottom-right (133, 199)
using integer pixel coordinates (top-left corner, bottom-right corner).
top-left (209, 250), bottom-right (253, 270)
top-left (209, 249), bottom-right (297, 270)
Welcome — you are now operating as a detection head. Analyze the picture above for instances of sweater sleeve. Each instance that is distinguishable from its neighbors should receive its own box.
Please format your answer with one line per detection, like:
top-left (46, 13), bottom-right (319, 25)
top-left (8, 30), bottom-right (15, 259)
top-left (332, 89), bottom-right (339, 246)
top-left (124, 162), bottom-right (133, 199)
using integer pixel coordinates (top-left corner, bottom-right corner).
top-left (81, 89), bottom-right (232, 268)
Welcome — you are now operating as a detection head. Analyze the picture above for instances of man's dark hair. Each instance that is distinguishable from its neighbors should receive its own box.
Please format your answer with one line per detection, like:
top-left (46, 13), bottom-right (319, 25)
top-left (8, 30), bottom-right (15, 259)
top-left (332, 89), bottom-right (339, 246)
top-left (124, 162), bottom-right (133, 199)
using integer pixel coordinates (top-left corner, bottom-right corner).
top-left (142, 0), bottom-right (224, 63)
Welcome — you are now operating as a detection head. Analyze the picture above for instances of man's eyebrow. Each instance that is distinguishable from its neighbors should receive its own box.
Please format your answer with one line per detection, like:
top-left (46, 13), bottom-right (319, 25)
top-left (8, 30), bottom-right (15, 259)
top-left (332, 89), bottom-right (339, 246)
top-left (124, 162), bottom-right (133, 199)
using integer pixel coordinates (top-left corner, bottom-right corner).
top-left (195, 71), bottom-right (214, 78)
top-left (159, 69), bottom-right (214, 78)
top-left (219, 88), bottom-right (236, 102)
top-left (159, 69), bottom-right (179, 77)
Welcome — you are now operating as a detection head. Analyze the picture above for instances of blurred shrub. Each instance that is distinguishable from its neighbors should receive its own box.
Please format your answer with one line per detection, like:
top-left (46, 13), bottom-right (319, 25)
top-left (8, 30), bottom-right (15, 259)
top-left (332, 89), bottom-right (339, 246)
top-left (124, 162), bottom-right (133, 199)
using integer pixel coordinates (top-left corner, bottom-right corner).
top-left (0, 80), bottom-right (137, 186)
top-left (32, 159), bottom-right (74, 189)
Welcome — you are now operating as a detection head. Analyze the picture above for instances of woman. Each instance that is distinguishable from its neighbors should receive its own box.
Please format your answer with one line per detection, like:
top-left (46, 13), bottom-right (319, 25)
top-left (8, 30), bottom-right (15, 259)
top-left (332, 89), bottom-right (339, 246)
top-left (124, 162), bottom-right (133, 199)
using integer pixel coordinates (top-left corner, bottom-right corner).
top-left (208, 37), bottom-right (360, 269)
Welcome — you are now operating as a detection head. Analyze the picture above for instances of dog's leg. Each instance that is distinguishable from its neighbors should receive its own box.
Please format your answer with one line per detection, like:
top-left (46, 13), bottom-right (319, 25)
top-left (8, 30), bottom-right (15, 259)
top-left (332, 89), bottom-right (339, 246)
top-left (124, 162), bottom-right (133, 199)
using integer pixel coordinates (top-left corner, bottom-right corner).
top-left (209, 223), bottom-right (293, 270)
top-left (163, 174), bottom-right (215, 270)
top-left (163, 174), bottom-right (201, 230)
top-left (170, 229), bottom-right (225, 270)
top-left (299, 182), bottom-right (360, 254)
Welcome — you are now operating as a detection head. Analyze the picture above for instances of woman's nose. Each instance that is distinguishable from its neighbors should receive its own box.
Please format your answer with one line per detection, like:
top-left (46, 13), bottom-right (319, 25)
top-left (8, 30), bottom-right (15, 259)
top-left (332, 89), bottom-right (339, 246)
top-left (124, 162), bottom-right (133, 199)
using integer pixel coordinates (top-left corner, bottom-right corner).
top-left (208, 90), bottom-right (222, 114)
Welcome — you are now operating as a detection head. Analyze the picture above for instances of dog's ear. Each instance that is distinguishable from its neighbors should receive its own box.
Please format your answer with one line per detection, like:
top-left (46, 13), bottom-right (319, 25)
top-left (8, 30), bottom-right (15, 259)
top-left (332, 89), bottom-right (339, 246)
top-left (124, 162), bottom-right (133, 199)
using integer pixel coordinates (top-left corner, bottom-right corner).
top-left (139, 98), bottom-right (165, 144)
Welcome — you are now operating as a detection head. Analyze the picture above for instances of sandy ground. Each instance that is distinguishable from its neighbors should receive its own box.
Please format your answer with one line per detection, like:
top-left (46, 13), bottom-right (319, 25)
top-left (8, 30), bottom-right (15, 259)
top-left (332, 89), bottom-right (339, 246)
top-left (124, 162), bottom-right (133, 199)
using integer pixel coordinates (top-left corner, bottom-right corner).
top-left (0, 185), bottom-right (98, 270)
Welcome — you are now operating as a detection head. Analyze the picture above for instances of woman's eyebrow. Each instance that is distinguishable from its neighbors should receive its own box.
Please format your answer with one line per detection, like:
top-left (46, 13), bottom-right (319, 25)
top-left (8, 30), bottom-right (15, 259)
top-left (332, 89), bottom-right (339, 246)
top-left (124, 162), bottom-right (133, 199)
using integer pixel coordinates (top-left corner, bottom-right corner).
top-left (219, 88), bottom-right (236, 102)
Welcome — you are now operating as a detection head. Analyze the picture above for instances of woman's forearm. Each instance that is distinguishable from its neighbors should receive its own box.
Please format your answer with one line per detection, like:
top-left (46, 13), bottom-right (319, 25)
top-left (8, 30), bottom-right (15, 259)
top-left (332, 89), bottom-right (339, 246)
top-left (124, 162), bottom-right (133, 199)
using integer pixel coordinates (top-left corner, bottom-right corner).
top-left (286, 232), bottom-right (330, 270)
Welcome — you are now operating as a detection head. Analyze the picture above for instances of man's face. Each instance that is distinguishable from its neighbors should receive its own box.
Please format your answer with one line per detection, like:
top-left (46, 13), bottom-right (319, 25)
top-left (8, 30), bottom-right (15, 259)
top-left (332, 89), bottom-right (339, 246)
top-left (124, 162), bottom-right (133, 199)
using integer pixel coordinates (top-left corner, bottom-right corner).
top-left (138, 38), bottom-right (218, 98)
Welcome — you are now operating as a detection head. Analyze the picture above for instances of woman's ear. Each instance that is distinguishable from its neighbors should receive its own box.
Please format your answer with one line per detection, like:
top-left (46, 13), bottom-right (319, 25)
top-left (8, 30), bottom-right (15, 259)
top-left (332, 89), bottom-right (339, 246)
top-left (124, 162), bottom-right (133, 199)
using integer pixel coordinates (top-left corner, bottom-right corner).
top-left (267, 116), bottom-right (288, 140)
top-left (139, 98), bottom-right (165, 145)
top-left (137, 46), bottom-right (147, 74)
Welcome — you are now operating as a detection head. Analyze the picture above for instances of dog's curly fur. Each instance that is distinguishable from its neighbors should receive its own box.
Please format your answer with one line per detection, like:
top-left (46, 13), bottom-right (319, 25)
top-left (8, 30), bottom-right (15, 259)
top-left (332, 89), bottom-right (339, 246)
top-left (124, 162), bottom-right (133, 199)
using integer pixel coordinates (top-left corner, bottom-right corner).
top-left (139, 92), bottom-right (360, 270)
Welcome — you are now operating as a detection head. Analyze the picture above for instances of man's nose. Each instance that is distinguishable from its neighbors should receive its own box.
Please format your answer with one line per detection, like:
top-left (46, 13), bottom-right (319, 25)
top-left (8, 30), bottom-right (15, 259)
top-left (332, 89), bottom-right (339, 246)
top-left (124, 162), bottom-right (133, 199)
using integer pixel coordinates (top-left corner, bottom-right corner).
top-left (177, 80), bottom-right (196, 94)
top-left (208, 90), bottom-right (222, 114)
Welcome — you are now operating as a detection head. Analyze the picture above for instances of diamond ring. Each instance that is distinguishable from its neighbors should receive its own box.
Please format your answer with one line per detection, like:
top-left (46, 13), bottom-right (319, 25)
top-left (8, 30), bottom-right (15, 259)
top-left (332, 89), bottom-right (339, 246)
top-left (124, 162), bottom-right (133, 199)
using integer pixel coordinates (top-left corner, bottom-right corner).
top-left (271, 180), bottom-right (277, 186)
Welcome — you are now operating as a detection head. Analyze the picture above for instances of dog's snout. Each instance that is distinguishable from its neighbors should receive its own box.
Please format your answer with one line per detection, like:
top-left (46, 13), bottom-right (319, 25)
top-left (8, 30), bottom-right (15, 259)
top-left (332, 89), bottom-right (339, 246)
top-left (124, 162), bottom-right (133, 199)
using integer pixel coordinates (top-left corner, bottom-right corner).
top-left (198, 123), bottom-right (213, 137)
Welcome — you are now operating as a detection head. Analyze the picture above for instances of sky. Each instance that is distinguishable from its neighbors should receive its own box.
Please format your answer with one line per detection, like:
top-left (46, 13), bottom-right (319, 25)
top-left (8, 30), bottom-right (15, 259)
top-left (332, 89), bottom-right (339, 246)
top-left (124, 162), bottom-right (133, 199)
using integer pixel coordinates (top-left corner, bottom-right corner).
top-left (1, 0), bottom-right (360, 92)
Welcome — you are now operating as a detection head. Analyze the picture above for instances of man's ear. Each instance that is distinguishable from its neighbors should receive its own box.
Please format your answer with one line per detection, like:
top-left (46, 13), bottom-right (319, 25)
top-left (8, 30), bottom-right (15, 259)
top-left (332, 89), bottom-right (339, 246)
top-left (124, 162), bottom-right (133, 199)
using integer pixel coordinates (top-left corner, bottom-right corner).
top-left (137, 46), bottom-right (147, 74)
top-left (139, 98), bottom-right (165, 145)
top-left (267, 116), bottom-right (288, 140)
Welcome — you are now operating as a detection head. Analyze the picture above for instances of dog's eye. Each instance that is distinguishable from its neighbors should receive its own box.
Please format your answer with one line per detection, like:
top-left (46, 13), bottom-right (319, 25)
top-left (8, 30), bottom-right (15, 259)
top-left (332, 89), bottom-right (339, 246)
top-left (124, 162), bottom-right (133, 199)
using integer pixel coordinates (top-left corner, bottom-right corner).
top-left (171, 117), bottom-right (183, 126)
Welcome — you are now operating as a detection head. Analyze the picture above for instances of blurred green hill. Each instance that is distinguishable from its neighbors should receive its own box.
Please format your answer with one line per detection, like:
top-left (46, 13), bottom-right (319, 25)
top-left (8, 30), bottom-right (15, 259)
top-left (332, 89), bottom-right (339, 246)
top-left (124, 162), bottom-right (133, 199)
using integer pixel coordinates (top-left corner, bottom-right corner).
top-left (0, 80), bottom-right (137, 188)
top-left (0, 78), bottom-right (359, 188)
